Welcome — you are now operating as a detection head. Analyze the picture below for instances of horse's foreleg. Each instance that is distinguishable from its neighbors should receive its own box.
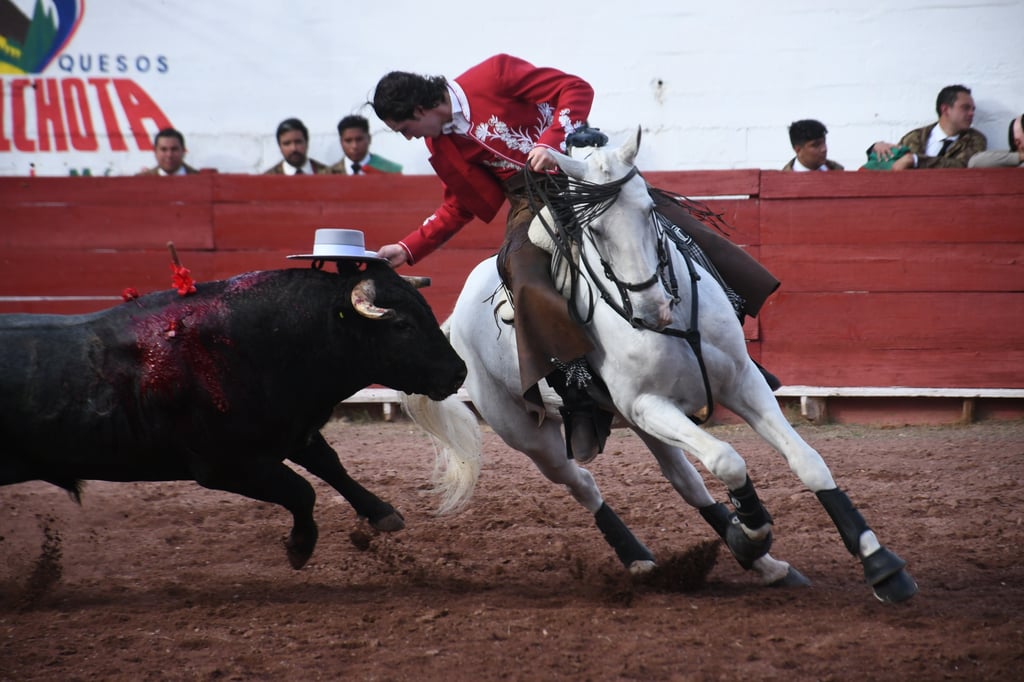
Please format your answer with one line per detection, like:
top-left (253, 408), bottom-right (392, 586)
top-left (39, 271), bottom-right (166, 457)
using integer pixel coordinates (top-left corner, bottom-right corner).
top-left (631, 429), bottom-right (715, 508)
top-left (724, 363), bottom-right (917, 602)
top-left (816, 488), bottom-right (918, 602)
top-left (635, 431), bottom-right (808, 587)
top-left (629, 395), bottom-right (773, 556)
top-left (724, 363), bottom-right (837, 491)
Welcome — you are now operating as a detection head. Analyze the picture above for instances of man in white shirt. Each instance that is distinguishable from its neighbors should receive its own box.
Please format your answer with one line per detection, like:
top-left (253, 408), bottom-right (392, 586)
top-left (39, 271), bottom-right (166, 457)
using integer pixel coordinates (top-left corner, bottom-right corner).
top-left (329, 115), bottom-right (402, 175)
top-left (137, 128), bottom-right (199, 176)
top-left (782, 119), bottom-right (844, 171)
top-left (264, 118), bottom-right (329, 175)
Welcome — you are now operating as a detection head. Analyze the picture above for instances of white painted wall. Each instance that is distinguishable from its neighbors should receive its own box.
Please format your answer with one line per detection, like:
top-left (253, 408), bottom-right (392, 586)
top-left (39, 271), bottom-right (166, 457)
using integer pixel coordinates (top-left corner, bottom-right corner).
top-left (3, 0), bottom-right (1022, 176)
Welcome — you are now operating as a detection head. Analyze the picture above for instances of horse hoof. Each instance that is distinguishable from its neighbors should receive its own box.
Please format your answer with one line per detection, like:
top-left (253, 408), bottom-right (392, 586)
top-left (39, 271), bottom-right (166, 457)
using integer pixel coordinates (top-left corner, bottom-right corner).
top-left (861, 546), bottom-right (906, 585)
top-left (872, 569), bottom-right (918, 603)
top-left (628, 559), bottom-right (657, 576)
top-left (369, 510), bottom-right (406, 533)
top-left (768, 566), bottom-right (812, 588)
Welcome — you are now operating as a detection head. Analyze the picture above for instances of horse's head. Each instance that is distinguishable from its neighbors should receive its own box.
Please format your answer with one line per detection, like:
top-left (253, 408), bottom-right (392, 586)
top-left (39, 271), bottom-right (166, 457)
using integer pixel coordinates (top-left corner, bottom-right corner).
top-left (550, 127), bottom-right (676, 331)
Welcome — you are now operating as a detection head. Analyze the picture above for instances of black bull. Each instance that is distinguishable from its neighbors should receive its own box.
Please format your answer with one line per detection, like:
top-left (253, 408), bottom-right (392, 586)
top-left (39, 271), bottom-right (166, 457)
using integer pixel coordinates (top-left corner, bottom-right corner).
top-left (0, 263), bottom-right (466, 568)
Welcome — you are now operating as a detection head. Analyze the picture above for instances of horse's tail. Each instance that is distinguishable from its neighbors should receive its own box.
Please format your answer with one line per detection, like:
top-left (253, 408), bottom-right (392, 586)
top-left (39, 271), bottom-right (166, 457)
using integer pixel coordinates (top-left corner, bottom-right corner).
top-left (401, 389), bottom-right (482, 516)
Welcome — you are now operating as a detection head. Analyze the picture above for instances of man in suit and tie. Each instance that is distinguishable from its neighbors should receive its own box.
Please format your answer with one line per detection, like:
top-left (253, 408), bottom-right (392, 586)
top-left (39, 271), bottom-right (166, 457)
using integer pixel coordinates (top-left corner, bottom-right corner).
top-left (865, 84), bottom-right (987, 170)
top-left (264, 118), bottom-right (330, 175)
top-left (329, 115), bottom-right (402, 175)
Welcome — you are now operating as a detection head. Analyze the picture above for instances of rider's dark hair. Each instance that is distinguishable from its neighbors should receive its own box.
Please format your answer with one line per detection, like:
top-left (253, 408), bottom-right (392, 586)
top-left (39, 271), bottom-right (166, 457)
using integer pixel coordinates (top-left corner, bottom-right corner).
top-left (370, 72), bottom-right (448, 122)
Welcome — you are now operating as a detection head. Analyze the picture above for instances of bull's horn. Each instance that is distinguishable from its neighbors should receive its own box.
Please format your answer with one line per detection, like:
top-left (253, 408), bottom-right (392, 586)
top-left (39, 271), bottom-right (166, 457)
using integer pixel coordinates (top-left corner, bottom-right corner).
top-left (351, 279), bottom-right (394, 319)
top-left (402, 275), bottom-right (432, 289)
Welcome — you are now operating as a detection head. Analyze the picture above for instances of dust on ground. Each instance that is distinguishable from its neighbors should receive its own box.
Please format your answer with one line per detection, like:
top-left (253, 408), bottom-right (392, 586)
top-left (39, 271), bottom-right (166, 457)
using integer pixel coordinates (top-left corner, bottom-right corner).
top-left (3, 419), bottom-right (1023, 681)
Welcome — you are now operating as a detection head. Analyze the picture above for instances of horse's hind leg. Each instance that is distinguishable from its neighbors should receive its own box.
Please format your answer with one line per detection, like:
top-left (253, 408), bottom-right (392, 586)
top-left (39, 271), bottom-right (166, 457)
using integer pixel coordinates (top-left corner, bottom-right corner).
top-left (480, 397), bottom-right (656, 574)
top-left (525, 426), bottom-right (656, 574)
top-left (723, 361), bottom-right (918, 602)
top-left (634, 430), bottom-right (809, 587)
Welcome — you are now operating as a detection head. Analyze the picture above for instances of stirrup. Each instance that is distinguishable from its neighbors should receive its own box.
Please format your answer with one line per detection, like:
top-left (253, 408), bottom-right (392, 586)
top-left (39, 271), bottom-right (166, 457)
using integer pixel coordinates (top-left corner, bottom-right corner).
top-left (549, 360), bottom-right (612, 464)
top-left (559, 406), bottom-right (601, 464)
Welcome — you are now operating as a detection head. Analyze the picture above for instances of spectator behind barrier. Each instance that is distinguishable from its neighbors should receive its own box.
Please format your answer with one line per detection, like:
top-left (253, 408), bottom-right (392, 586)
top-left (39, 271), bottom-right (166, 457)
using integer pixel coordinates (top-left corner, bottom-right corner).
top-left (782, 119), bottom-right (844, 171)
top-left (329, 115), bottom-right (402, 175)
top-left (137, 128), bottom-right (199, 176)
top-left (264, 118), bottom-right (330, 175)
top-left (863, 84), bottom-right (986, 171)
top-left (968, 113), bottom-right (1024, 168)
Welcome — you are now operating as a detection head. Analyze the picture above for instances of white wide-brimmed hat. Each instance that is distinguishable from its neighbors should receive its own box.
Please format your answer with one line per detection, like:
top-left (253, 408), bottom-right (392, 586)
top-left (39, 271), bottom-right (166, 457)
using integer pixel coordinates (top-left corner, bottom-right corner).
top-left (287, 228), bottom-right (386, 262)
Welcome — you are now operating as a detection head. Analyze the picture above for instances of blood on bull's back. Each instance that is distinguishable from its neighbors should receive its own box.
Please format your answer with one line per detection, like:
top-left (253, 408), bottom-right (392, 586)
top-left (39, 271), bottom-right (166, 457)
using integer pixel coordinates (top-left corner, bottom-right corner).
top-left (0, 263), bottom-right (471, 569)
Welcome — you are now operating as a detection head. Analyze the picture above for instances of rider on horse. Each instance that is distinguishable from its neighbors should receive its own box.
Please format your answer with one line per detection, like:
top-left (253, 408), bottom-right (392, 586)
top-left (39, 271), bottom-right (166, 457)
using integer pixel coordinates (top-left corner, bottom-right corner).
top-left (370, 54), bottom-right (779, 463)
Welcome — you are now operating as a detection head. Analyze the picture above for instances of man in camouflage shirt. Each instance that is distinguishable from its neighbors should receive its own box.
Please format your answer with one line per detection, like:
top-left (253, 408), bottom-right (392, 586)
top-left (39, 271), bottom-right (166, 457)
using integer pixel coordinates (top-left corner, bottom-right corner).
top-left (866, 84), bottom-right (986, 170)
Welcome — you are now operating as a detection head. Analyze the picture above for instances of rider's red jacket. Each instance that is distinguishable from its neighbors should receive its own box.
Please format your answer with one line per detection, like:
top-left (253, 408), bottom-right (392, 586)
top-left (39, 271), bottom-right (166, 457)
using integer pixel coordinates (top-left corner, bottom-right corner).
top-left (398, 53), bottom-right (594, 264)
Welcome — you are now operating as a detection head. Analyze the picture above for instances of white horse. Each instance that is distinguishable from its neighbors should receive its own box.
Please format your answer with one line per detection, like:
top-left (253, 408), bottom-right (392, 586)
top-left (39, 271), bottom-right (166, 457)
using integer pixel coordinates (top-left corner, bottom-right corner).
top-left (405, 129), bottom-right (917, 603)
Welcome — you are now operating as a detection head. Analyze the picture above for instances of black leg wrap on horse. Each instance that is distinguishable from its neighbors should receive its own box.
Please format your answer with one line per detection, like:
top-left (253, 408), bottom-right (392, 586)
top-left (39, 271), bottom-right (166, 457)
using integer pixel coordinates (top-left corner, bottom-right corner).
top-left (702, 502), bottom-right (771, 570)
top-left (728, 476), bottom-right (772, 531)
top-left (700, 499), bottom-right (733, 536)
top-left (699, 502), bottom-right (732, 539)
top-left (595, 502), bottom-right (655, 568)
top-left (816, 487), bottom-right (870, 556)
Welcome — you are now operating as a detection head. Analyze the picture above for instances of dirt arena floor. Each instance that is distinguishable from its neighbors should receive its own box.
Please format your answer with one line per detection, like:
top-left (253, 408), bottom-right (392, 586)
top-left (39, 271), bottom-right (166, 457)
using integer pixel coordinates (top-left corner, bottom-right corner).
top-left (3, 416), bottom-right (1023, 681)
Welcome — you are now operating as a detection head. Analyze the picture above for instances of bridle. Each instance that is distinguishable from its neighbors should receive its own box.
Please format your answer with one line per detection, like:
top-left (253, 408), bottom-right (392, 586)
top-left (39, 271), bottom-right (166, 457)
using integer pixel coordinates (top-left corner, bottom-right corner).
top-left (523, 165), bottom-right (716, 424)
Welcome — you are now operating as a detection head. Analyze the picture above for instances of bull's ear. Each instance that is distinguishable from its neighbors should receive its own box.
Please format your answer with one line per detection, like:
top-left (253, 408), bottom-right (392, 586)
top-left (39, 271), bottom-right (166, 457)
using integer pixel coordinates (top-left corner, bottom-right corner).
top-left (351, 279), bottom-right (395, 319)
top-left (402, 275), bottom-right (432, 289)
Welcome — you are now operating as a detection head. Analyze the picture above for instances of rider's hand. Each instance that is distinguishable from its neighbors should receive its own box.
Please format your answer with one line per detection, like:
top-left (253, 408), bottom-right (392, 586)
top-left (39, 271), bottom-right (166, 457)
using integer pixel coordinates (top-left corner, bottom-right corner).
top-left (377, 243), bottom-right (409, 268)
top-left (527, 147), bottom-right (557, 172)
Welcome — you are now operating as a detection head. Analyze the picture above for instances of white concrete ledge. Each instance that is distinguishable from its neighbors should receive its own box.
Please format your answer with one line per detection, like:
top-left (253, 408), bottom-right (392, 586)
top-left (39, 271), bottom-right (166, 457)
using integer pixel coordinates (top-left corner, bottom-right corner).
top-left (341, 387), bottom-right (472, 421)
top-left (773, 386), bottom-right (1024, 399)
top-left (343, 385), bottom-right (1023, 422)
top-left (772, 386), bottom-right (1024, 423)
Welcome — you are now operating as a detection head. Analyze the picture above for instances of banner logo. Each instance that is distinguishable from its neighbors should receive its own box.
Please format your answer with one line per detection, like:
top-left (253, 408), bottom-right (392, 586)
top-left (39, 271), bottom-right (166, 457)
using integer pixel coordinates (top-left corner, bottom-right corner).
top-left (1, 0), bottom-right (84, 75)
top-left (1, 0), bottom-right (175, 158)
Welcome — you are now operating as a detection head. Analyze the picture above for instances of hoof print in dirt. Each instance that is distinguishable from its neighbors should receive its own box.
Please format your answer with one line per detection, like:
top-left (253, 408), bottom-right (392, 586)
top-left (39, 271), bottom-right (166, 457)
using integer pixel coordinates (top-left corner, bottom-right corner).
top-left (349, 529), bottom-right (373, 551)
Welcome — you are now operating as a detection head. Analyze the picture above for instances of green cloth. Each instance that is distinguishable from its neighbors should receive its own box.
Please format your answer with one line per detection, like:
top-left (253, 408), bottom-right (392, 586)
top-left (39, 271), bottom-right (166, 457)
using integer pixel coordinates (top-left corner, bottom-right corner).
top-left (861, 145), bottom-right (911, 170)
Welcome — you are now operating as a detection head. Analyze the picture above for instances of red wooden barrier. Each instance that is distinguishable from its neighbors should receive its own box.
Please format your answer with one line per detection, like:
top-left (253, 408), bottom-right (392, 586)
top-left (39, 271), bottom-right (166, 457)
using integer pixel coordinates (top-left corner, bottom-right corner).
top-left (2, 169), bottom-right (1021, 421)
top-left (757, 169), bottom-right (1024, 390)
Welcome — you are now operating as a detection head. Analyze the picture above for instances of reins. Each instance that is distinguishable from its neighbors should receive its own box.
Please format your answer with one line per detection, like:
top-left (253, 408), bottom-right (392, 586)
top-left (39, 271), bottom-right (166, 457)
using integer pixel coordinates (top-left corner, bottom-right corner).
top-left (522, 166), bottom-right (716, 425)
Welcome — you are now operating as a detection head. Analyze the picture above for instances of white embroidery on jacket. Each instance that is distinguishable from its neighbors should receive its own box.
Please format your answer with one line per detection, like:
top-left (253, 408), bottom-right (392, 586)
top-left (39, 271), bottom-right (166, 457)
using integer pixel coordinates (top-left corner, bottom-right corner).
top-left (472, 103), bottom-right (588, 158)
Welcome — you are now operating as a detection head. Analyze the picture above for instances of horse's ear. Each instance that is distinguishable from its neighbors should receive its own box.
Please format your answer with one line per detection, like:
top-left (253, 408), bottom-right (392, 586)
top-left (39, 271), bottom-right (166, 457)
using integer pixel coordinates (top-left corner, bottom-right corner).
top-left (551, 148), bottom-right (589, 179)
top-left (617, 126), bottom-right (642, 166)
